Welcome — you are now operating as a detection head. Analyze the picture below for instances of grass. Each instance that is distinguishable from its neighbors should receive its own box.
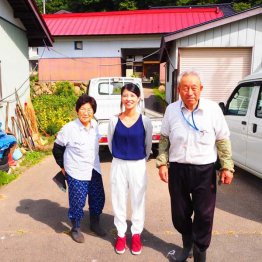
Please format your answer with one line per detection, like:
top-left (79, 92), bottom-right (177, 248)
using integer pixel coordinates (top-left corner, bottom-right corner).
top-left (0, 150), bottom-right (51, 187)
top-left (0, 171), bottom-right (18, 186)
top-left (20, 150), bottom-right (51, 167)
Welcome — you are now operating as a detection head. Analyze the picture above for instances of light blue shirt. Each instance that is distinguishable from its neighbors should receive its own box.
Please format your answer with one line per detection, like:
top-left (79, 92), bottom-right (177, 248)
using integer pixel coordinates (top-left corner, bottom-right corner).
top-left (55, 118), bottom-right (101, 181)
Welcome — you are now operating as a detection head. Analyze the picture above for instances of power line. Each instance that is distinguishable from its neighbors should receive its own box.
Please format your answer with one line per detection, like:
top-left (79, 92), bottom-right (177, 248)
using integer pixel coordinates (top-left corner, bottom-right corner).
top-left (47, 46), bottom-right (161, 66)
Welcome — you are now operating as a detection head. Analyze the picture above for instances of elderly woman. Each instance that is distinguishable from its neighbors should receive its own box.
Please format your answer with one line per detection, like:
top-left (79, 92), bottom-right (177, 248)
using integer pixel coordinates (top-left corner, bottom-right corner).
top-left (52, 94), bottom-right (105, 243)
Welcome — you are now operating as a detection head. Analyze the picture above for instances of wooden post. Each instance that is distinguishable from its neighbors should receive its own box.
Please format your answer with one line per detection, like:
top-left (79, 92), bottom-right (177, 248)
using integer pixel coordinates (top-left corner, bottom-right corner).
top-left (5, 102), bottom-right (9, 132)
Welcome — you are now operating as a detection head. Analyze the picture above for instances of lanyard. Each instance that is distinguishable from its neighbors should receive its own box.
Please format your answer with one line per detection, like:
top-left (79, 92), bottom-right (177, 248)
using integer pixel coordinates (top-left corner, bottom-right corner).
top-left (180, 101), bottom-right (200, 131)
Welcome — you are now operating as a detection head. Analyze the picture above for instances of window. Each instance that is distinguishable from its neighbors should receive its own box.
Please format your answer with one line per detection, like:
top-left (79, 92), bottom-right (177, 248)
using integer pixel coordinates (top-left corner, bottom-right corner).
top-left (255, 87), bottom-right (262, 118)
top-left (227, 85), bottom-right (254, 116)
top-left (74, 41), bottom-right (83, 50)
top-left (98, 81), bottom-right (132, 95)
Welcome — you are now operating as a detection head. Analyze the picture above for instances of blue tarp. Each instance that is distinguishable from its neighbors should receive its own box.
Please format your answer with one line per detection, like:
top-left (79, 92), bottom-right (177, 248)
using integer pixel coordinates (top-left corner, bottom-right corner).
top-left (0, 129), bottom-right (17, 159)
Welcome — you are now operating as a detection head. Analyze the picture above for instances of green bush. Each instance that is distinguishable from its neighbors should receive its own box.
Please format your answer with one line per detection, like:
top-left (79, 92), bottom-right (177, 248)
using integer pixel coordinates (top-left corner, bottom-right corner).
top-left (153, 87), bottom-right (165, 101)
top-left (54, 81), bottom-right (75, 96)
top-left (32, 94), bottom-right (77, 135)
top-left (30, 74), bottom-right (39, 82)
top-left (153, 87), bottom-right (167, 113)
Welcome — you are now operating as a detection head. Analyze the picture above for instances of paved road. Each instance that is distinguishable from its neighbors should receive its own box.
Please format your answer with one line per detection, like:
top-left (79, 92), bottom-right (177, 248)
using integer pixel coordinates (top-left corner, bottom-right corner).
top-left (0, 150), bottom-right (261, 262)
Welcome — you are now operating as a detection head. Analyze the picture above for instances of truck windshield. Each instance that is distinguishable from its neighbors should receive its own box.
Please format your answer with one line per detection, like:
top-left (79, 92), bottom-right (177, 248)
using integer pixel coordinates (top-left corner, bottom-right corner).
top-left (98, 81), bottom-right (133, 95)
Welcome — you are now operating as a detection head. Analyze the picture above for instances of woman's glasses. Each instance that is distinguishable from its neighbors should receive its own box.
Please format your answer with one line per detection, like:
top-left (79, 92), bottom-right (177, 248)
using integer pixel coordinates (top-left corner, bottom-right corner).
top-left (79, 108), bottom-right (93, 114)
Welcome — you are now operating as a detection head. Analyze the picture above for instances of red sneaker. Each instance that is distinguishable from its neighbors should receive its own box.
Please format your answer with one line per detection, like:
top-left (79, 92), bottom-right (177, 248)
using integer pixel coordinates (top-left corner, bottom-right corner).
top-left (115, 235), bottom-right (126, 254)
top-left (131, 234), bottom-right (142, 255)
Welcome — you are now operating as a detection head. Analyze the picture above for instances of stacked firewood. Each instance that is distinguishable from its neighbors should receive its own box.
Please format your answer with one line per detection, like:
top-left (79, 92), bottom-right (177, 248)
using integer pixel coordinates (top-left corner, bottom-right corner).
top-left (6, 91), bottom-right (36, 151)
top-left (11, 104), bottom-right (35, 151)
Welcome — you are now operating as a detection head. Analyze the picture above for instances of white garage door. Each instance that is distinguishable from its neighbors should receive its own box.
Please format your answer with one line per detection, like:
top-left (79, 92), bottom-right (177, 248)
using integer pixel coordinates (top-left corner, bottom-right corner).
top-left (179, 48), bottom-right (252, 103)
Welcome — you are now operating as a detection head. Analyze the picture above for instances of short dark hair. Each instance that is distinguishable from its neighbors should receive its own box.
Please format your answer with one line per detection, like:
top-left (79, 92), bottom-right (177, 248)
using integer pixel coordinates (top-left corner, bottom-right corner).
top-left (75, 94), bottom-right (97, 113)
top-left (121, 83), bottom-right (141, 97)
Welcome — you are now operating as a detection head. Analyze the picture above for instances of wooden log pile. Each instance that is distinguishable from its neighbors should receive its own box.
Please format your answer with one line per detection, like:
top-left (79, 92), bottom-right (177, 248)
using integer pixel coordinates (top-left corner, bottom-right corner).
top-left (6, 91), bottom-right (35, 151)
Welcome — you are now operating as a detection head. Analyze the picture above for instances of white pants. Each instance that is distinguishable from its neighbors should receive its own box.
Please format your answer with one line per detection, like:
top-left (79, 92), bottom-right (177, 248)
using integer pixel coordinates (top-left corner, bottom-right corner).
top-left (110, 157), bottom-right (147, 237)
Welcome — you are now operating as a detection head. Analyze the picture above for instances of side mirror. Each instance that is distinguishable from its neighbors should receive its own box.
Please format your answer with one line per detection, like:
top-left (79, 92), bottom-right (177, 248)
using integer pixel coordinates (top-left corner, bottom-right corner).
top-left (219, 102), bottom-right (226, 114)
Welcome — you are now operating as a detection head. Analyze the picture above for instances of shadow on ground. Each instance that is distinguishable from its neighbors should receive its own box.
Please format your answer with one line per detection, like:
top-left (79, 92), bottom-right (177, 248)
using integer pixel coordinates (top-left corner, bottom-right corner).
top-left (16, 198), bottom-right (179, 259)
top-left (216, 167), bottom-right (262, 223)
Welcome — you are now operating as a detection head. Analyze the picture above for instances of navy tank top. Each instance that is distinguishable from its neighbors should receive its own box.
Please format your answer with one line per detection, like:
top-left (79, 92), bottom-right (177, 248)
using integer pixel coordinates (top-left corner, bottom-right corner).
top-left (112, 114), bottom-right (146, 160)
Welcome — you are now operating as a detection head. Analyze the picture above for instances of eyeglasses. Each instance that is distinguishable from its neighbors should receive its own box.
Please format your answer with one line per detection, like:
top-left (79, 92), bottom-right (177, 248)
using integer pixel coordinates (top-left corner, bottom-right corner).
top-left (79, 108), bottom-right (93, 114)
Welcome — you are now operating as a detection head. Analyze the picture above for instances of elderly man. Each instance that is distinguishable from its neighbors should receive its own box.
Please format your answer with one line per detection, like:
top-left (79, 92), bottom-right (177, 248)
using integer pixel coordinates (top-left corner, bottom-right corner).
top-left (156, 71), bottom-right (234, 262)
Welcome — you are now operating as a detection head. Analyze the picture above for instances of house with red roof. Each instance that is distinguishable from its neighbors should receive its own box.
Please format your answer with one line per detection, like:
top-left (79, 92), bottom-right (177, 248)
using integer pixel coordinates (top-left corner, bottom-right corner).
top-left (160, 5), bottom-right (262, 103)
top-left (37, 5), bottom-right (232, 83)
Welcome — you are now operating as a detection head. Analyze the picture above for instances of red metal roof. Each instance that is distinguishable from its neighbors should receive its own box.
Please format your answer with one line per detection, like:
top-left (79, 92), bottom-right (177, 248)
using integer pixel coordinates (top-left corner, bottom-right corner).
top-left (43, 8), bottom-right (224, 36)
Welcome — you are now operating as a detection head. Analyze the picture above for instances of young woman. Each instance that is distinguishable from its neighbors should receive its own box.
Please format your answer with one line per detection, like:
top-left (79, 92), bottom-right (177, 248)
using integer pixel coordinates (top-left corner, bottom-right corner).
top-left (52, 94), bottom-right (106, 243)
top-left (108, 83), bottom-right (153, 255)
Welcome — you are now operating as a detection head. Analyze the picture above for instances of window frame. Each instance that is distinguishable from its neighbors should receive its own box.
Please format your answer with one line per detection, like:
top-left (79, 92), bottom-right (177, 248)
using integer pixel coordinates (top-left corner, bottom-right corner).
top-left (74, 41), bottom-right (83, 50)
top-left (225, 82), bottom-right (255, 116)
top-left (255, 85), bottom-right (262, 118)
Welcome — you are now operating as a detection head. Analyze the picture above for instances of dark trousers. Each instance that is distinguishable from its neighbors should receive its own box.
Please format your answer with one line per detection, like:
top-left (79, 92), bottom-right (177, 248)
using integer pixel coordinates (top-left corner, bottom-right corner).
top-left (67, 169), bottom-right (105, 226)
top-left (168, 162), bottom-right (217, 251)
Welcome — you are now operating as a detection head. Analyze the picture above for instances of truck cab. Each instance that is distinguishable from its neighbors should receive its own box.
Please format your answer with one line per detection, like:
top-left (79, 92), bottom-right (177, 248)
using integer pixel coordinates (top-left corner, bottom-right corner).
top-left (219, 70), bottom-right (262, 179)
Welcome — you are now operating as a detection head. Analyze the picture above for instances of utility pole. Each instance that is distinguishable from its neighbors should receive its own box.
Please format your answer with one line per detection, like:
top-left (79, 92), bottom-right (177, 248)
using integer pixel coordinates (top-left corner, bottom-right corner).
top-left (43, 0), bottom-right (46, 14)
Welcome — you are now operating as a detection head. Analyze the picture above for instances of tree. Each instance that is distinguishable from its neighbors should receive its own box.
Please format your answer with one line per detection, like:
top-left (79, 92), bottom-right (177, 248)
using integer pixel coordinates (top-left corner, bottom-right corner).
top-left (34, 0), bottom-right (262, 14)
top-left (35, 0), bottom-right (69, 14)
top-left (67, 0), bottom-right (114, 12)
top-left (118, 1), bottom-right (137, 10)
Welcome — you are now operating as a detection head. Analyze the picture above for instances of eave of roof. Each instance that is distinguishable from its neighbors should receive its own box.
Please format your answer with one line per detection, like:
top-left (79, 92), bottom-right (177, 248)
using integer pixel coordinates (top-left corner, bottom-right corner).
top-left (43, 7), bottom-right (225, 36)
top-left (164, 5), bottom-right (262, 42)
top-left (160, 5), bottom-right (262, 62)
top-left (6, 0), bottom-right (53, 46)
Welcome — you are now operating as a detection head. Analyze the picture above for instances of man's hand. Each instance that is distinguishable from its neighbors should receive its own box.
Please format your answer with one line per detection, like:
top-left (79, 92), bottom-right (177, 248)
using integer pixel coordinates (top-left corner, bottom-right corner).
top-left (219, 169), bottom-right (233, 184)
top-left (61, 168), bottom-right (66, 176)
top-left (159, 165), bottom-right (169, 183)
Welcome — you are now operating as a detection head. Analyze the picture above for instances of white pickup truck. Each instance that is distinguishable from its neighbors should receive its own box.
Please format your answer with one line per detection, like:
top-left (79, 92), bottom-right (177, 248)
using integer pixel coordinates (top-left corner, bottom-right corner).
top-left (87, 77), bottom-right (163, 155)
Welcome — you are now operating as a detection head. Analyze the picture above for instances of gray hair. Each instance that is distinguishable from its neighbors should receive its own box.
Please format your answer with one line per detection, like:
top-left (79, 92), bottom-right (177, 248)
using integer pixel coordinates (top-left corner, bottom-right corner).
top-left (177, 70), bottom-right (202, 86)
